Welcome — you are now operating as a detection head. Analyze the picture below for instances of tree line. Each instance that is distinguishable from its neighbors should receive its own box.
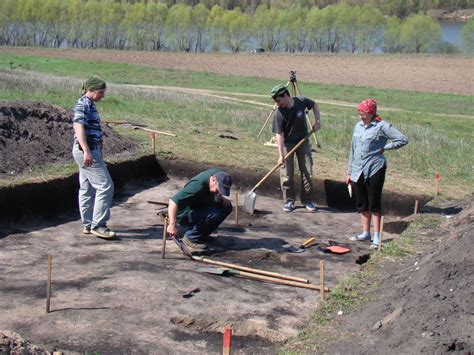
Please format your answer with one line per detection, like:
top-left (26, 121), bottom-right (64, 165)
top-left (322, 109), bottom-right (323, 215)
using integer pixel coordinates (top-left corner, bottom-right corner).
top-left (0, 0), bottom-right (472, 54)
top-left (114, 0), bottom-right (472, 18)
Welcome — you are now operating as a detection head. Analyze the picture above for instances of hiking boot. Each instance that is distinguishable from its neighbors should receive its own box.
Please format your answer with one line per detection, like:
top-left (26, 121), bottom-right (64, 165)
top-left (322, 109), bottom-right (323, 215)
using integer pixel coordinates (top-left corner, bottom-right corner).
top-left (91, 226), bottom-right (116, 239)
top-left (283, 201), bottom-right (295, 212)
top-left (304, 202), bottom-right (317, 212)
top-left (83, 226), bottom-right (92, 235)
top-left (182, 235), bottom-right (207, 251)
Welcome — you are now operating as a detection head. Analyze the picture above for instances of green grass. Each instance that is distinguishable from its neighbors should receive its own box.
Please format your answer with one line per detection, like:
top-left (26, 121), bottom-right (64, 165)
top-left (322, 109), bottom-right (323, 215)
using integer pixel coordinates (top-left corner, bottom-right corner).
top-left (1, 52), bottom-right (473, 116)
top-left (0, 53), bottom-right (472, 196)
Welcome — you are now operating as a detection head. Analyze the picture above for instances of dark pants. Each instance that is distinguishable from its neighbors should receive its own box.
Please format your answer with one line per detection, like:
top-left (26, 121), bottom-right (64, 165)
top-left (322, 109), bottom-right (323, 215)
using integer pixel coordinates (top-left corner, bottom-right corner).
top-left (280, 140), bottom-right (314, 203)
top-left (351, 166), bottom-right (386, 213)
top-left (182, 203), bottom-right (232, 242)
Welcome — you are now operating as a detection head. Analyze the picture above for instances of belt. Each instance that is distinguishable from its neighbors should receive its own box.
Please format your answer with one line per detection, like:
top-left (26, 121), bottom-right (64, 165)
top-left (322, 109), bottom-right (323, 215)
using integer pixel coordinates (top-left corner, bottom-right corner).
top-left (76, 139), bottom-right (102, 151)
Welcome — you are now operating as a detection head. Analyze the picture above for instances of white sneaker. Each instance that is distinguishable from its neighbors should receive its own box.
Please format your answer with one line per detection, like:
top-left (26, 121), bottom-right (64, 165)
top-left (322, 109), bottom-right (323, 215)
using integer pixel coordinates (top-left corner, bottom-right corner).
top-left (304, 202), bottom-right (317, 212)
top-left (283, 201), bottom-right (295, 212)
top-left (349, 233), bottom-right (371, 241)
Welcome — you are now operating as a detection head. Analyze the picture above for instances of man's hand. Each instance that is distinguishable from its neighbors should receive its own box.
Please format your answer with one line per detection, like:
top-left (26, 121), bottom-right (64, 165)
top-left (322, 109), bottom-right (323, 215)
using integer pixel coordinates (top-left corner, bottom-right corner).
top-left (83, 150), bottom-right (93, 167)
top-left (218, 194), bottom-right (232, 207)
top-left (277, 155), bottom-right (285, 167)
top-left (312, 121), bottom-right (321, 132)
top-left (167, 222), bottom-right (178, 238)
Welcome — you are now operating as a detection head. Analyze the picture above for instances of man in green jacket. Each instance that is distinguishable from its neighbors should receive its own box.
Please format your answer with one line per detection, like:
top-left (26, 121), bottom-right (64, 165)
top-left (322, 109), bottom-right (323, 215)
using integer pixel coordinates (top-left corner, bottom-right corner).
top-left (167, 168), bottom-right (233, 252)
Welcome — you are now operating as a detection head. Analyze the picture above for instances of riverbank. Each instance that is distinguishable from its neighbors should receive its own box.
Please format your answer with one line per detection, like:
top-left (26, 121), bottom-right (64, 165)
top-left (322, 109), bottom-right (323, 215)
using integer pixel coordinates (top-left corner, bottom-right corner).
top-left (429, 8), bottom-right (474, 21)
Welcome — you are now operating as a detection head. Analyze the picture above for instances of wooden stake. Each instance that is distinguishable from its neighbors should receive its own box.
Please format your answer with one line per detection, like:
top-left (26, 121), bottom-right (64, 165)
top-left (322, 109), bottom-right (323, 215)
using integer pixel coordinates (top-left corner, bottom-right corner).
top-left (133, 125), bottom-right (177, 136)
top-left (223, 325), bottom-right (232, 355)
top-left (378, 215), bottom-right (384, 251)
top-left (192, 256), bottom-right (310, 284)
top-left (46, 255), bottom-right (52, 314)
top-left (435, 173), bottom-right (441, 196)
top-left (414, 200), bottom-right (419, 218)
top-left (150, 132), bottom-right (156, 155)
top-left (320, 260), bottom-right (325, 301)
top-left (162, 217), bottom-right (168, 259)
top-left (234, 192), bottom-right (239, 225)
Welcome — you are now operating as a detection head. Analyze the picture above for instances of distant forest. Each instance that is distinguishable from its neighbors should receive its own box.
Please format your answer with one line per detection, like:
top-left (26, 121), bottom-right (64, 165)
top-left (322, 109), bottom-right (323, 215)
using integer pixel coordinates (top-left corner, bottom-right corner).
top-left (1, 0), bottom-right (473, 53)
top-left (118, 0), bottom-right (472, 17)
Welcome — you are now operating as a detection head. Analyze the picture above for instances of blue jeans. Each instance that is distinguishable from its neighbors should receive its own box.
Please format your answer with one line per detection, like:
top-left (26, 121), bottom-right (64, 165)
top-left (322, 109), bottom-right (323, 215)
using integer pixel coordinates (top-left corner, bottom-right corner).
top-left (72, 145), bottom-right (114, 229)
top-left (181, 203), bottom-right (232, 242)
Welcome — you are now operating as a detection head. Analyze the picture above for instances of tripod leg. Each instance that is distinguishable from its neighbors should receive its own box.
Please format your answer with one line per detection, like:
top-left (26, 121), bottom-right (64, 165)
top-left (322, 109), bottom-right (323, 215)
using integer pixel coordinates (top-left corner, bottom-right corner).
top-left (293, 81), bottom-right (302, 96)
top-left (257, 104), bottom-right (276, 138)
top-left (305, 114), bottom-right (322, 148)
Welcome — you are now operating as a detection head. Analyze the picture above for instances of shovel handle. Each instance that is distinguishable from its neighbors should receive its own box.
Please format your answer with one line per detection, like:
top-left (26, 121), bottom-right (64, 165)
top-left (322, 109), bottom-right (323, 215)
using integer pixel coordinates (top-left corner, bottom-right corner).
top-left (251, 131), bottom-right (313, 193)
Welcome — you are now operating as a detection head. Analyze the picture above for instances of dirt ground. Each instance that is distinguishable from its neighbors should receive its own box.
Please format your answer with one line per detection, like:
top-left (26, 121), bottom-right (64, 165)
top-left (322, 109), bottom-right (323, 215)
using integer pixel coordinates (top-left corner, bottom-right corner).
top-left (3, 47), bottom-right (473, 96)
top-left (0, 176), bottom-right (390, 354)
top-left (0, 101), bottom-right (138, 176)
top-left (325, 196), bottom-right (474, 354)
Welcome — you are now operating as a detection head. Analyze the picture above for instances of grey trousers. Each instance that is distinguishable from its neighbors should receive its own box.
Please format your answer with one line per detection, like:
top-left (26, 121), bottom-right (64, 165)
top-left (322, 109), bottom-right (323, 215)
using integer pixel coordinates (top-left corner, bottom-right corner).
top-left (280, 140), bottom-right (314, 203)
top-left (72, 145), bottom-right (114, 229)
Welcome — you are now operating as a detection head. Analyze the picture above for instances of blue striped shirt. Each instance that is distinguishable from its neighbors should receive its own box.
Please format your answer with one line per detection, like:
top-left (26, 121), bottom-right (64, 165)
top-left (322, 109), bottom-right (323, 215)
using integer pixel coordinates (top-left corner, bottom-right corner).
top-left (348, 119), bottom-right (408, 182)
top-left (73, 96), bottom-right (102, 144)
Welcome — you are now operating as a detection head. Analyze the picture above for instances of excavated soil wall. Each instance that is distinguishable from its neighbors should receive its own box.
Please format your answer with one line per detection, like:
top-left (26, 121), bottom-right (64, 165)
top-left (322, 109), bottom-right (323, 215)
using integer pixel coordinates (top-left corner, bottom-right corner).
top-left (0, 156), bottom-right (431, 223)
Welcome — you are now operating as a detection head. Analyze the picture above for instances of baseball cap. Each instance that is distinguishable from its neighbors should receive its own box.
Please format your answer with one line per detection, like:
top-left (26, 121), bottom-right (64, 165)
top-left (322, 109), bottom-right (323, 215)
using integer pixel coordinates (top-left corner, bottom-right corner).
top-left (214, 171), bottom-right (232, 197)
top-left (270, 84), bottom-right (287, 98)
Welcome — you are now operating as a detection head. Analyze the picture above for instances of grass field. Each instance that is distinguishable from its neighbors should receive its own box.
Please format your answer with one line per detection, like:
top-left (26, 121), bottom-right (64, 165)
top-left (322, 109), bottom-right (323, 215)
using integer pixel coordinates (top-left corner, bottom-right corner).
top-left (0, 52), bottom-right (472, 198)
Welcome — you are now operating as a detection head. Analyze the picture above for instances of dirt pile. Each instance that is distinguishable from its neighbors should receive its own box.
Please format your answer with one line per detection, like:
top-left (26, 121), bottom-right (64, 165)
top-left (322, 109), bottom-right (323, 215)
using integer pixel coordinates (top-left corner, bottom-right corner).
top-left (0, 101), bottom-right (138, 176)
top-left (0, 330), bottom-right (57, 354)
top-left (329, 195), bottom-right (474, 354)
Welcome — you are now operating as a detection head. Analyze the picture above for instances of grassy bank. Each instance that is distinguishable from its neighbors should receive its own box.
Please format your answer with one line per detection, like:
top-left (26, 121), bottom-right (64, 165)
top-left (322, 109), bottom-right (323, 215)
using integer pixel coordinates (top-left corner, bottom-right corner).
top-left (282, 214), bottom-right (444, 353)
top-left (0, 53), bottom-right (472, 197)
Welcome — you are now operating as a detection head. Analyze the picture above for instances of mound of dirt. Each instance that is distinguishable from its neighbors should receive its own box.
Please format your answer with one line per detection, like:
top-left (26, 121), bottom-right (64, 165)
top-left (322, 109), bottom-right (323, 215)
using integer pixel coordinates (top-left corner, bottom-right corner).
top-left (0, 330), bottom-right (55, 354)
top-left (328, 195), bottom-right (474, 354)
top-left (0, 101), bottom-right (138, 176)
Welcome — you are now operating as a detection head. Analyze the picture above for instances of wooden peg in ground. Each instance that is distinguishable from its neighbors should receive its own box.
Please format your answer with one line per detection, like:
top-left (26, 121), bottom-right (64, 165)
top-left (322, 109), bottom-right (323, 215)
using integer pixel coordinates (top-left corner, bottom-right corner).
top-left (162, 217), bottom-right (168, 259)
top-left (378, 215), bottom-right (384, 251)
top-left (320, 260), bottom-right (325, 301)
top-left (234, 192), bottom-right (239, 225)
top-left (46, 255), bottom-right (52, 313)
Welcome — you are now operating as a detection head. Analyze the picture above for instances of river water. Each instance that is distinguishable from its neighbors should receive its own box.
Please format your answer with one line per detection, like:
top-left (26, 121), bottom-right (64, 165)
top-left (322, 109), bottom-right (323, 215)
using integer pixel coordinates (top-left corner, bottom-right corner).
top-left (440, 21), bottom-right (465, 46)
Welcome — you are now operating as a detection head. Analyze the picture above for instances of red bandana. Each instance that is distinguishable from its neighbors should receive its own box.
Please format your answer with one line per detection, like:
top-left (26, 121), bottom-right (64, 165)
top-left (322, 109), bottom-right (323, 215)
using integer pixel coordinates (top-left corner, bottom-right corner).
top-left (358, 99), bottom-right (377, 115)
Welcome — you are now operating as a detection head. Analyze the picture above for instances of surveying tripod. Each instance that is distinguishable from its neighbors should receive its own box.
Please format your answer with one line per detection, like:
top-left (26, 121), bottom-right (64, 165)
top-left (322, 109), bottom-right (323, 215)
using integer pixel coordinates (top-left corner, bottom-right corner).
top-left (257, 70), bottom-right (321, 148)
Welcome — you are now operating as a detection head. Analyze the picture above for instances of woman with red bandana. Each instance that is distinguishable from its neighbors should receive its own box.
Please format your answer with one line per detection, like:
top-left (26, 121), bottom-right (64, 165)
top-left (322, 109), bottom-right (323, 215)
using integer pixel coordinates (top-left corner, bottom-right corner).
top-left (347, 99), bottom-right (408, 249)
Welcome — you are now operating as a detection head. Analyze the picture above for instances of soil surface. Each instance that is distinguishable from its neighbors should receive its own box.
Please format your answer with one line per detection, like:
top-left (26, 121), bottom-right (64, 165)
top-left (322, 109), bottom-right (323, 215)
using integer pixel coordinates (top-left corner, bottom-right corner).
top-left (325, 196), bottom-right (474, 354)
top-left (0, 101), bottom-right (138, 176)
top-left (0, 177), bottom-right (394, 354)
top-left (3, 47), bottom-right (473, 96)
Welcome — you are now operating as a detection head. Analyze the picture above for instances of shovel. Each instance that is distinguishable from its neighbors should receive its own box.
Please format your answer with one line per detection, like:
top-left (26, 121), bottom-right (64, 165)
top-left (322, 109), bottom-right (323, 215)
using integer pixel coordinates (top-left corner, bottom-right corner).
top-left (196, 267), bottom-right (327, 291)
top-left (243, 131), bottom-right (314, 214)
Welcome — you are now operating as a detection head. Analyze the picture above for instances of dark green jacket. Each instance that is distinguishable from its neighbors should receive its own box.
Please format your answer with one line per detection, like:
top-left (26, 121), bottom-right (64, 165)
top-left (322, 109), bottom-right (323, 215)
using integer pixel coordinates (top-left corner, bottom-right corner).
top-left (171, 168), bottom-right (222, 223)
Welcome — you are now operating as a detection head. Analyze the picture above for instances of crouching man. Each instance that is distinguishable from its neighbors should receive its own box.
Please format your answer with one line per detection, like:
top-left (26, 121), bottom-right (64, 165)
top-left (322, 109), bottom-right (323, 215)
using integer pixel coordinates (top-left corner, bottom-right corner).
top-left (167, 168), bottom-right (233, 252)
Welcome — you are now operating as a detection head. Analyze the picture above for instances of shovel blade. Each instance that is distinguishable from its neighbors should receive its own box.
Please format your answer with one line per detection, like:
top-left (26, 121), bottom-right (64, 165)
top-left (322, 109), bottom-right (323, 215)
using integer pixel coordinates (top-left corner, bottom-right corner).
top-left (243, 191), bottom-right (257, 214)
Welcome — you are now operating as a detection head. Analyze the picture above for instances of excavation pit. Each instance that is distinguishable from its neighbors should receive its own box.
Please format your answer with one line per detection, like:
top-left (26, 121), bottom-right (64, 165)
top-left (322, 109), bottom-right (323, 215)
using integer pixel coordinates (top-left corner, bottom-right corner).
top-left (0, 162), bottom-right (423, 353)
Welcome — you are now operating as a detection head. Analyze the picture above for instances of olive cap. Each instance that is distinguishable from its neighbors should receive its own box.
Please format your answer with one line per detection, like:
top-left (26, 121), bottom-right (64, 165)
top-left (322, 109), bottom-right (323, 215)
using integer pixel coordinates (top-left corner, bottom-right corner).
top-left (270, 84), bottom-right (287, 98)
